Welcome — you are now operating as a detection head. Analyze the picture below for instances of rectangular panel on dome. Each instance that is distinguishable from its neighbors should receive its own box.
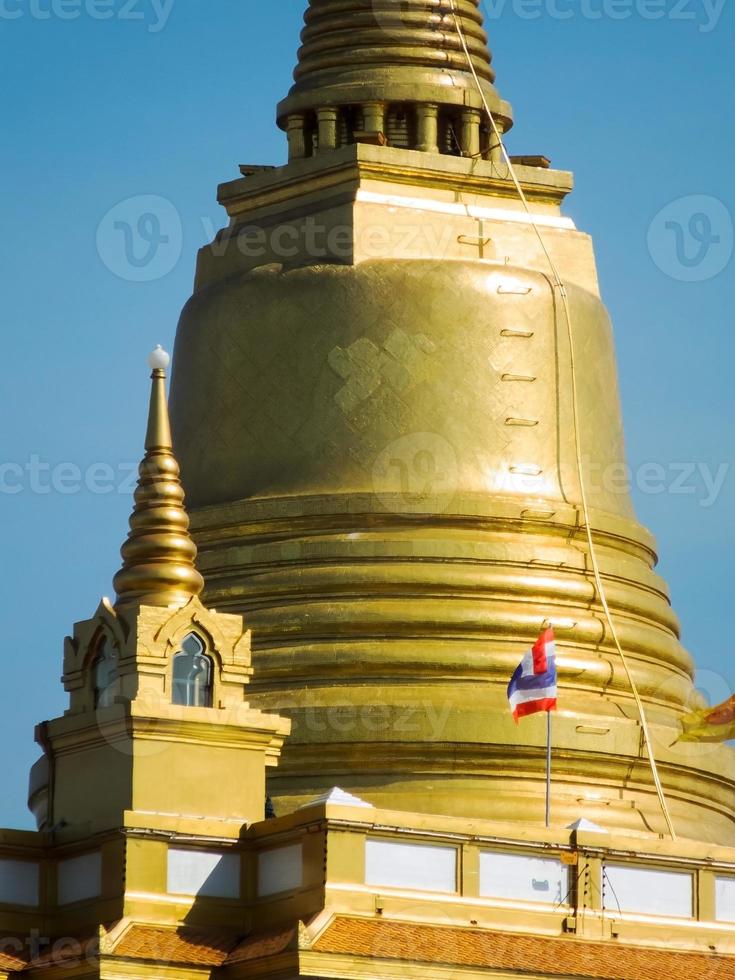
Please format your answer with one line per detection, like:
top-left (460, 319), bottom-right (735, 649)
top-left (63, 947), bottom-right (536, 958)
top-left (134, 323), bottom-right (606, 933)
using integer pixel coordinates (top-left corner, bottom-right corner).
top-left (0, 859), bottom-right (40, 907)
top-left (167, 848), bottom-right (240, 899)
top-left (58, 853), bottom-right (102, 906)
top-left (365, 839), bottom-right (457, 893)
top-left (716, 876), bottom-right (735, 922)
top-left (257, 844), bottom-right (303, 897)
top-left (603, 864), bottom-right (693, 918)
top-left (479, 851), bottom-right (568, 904)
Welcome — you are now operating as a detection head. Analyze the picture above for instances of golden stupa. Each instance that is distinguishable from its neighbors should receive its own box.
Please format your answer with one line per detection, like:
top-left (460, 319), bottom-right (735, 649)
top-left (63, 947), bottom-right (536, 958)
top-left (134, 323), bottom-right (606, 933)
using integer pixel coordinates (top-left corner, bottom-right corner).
top-left (167, 0), bottom-right (735, 841)
top-left (2, 6), bottom-right (735, 977)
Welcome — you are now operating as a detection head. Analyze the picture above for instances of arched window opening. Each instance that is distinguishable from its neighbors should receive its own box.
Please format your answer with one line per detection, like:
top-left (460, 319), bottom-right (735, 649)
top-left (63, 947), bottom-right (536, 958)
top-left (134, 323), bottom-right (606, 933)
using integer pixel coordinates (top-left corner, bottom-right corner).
top-left (93, 637), bottom-right (119, 708)
top-left (172, 633), bottom-right (213, 708)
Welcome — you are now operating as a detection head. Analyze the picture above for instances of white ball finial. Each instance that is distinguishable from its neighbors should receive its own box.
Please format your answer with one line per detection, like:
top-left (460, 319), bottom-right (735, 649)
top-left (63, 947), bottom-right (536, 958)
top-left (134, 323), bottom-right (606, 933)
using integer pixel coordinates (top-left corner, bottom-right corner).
top-left (148, 345), bottom-right (171, 371)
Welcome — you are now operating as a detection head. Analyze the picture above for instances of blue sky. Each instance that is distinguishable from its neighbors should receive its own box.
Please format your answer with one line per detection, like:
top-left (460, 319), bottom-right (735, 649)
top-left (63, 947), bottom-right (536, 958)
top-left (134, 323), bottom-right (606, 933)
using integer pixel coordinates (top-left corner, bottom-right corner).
top-left (0, 1), bottom-right (733, 828)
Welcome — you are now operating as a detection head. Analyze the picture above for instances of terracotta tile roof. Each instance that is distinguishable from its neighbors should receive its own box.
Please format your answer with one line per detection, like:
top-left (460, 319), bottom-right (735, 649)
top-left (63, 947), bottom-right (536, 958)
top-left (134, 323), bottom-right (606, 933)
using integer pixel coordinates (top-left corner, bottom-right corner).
top-left (225, 927), bottom-right (297, 965)
top-left (1, 933), bottom-right (101, 971)
top-left (30, 937), bottom-right (99, 969)
top-left (0, 950), bottom-right (26, 973)
top-left (113, 926), bottom-right (240, 967)
top-left (1, 924), bottom-right (279, 973)
top-left (312, 916), bottom-right (735, 980)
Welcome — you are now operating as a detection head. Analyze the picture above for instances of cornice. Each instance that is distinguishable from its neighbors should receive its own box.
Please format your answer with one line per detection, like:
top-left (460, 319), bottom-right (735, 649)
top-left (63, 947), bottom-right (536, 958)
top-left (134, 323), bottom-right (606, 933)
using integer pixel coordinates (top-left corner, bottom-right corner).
top-left (217, 145), bottom-right (574, 222)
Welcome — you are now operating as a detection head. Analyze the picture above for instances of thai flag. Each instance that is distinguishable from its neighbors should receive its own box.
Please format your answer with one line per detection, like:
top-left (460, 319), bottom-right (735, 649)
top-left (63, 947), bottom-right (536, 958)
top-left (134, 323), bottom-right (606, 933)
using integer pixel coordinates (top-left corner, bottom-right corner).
top-left (507, 628), bottom-right (558, 722)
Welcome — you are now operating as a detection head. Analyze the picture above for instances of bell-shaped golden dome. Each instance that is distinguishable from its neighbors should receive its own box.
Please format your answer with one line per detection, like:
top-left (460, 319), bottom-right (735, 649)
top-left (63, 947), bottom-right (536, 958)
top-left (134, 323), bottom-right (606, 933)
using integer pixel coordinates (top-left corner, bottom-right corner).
top-left (168, 2), bottom-right (735, 842)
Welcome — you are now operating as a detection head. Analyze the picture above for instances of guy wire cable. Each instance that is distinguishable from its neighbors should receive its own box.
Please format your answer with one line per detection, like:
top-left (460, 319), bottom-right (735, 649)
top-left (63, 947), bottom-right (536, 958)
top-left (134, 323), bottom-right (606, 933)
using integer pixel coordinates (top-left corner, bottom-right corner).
top-left (447, 0), bottom-right (677, 839)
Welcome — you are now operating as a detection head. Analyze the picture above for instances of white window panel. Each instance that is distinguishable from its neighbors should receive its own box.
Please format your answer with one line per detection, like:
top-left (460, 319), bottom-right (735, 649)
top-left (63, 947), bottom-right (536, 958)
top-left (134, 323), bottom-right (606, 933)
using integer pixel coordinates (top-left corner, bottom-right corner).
top-left (365, 839), bottom-right (457, 893)
top-left (58, 853), bottom-right (102, 906)
top-left (0, 860), bottom-right (40, 907)
top-left (603, 864), bottom-right (692, 918)
top-left (716, 876), bottom-right (735, 923)
top-left (257, 844), bottom-right (303, 897)
top-left (480, 851), bottom-right (568, 905)
top-left (167, 849), bottom-right (240, 899)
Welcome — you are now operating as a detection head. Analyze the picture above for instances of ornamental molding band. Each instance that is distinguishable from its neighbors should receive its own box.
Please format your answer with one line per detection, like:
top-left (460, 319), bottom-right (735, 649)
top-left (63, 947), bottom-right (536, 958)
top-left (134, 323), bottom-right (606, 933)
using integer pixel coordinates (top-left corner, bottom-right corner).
top-left (60, 595), bottom-right (255, 716)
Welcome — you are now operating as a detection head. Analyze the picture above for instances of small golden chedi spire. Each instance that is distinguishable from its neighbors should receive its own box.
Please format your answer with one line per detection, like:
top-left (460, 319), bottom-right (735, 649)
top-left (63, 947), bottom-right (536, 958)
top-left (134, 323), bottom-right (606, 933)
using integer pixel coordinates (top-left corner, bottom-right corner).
top-left (113, 346), bottom-right (204, 608)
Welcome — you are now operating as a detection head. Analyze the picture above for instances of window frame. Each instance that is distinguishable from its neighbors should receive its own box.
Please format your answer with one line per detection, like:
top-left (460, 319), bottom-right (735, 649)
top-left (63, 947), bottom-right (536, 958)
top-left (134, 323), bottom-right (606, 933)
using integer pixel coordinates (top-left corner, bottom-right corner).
top-left (92, 634), bottom-right (119, 709)
top-left (171, 632), bottom-right (214, 708)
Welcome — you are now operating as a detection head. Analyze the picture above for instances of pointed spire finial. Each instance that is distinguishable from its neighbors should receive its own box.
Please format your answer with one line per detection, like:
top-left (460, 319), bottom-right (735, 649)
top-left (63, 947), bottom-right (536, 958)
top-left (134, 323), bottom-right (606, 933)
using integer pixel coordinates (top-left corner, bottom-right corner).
top-left (113, 347), bottom-right (204, 609)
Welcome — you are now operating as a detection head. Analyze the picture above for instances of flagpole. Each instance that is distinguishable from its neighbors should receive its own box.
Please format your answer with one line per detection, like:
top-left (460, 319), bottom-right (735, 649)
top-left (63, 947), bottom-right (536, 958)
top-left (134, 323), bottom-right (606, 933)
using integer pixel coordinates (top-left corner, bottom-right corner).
top-left (545, 709), bottom-right (552, 828)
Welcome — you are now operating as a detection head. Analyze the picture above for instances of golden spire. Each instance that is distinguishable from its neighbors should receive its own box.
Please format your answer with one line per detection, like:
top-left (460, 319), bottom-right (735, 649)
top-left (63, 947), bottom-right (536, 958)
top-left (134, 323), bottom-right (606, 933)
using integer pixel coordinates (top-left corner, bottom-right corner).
top-left (113, 346), bottom-right (204, 609)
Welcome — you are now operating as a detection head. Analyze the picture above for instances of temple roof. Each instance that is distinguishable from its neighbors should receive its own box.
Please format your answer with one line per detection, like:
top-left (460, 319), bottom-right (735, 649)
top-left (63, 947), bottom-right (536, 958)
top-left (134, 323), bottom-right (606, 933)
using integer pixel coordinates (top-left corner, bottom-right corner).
top-left (312, 916), bottom-right (735, 980)
top-left (113, 925), bottom-right (240, 967)
top-left (4, 917), bottom-right (732, 979)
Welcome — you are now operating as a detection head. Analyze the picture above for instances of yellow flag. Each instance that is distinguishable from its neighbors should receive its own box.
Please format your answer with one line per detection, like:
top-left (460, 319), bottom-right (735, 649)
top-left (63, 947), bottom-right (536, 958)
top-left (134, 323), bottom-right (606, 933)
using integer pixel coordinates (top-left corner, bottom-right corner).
top-left (678, 695), bottom-right (735, 743)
